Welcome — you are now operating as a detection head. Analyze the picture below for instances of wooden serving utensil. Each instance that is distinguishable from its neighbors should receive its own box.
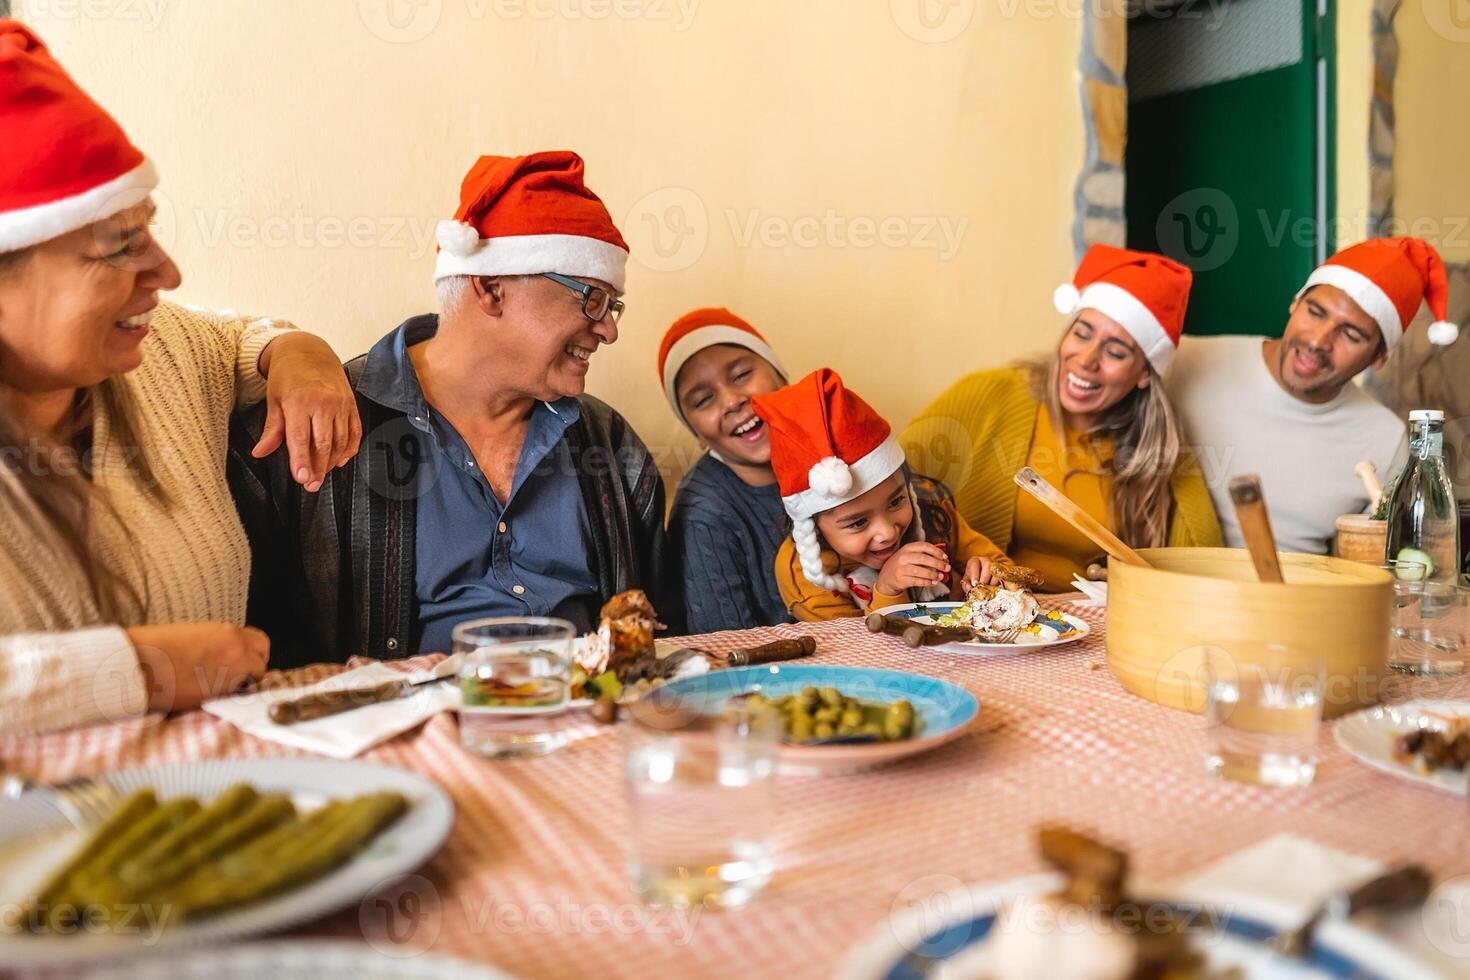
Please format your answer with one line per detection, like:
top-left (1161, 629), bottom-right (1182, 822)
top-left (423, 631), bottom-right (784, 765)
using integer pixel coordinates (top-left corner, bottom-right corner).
top-left (1013, 467), bottom-right (1151, 568)
top-left (1227, 474), bottom-right (1285, 584)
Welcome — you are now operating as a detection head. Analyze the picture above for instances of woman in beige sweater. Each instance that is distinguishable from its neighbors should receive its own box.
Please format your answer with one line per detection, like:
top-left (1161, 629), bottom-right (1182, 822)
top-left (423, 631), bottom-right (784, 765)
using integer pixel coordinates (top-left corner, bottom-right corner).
top-left (0, 21), bottom-right (359, 735)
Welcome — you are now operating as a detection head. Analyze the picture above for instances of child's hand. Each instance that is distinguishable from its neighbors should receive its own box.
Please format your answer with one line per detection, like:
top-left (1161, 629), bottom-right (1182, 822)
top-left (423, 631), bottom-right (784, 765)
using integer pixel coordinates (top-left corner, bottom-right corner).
top-left (960, 556), bottom-right (997, 592)
top-left (875, 542), bottom-right (950, 595)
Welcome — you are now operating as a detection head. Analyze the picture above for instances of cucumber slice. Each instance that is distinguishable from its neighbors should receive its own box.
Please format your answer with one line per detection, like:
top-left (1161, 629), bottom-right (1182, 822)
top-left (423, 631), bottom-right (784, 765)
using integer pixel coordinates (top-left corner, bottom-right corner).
top-left (1393, 548), bottom-right (1433, 580)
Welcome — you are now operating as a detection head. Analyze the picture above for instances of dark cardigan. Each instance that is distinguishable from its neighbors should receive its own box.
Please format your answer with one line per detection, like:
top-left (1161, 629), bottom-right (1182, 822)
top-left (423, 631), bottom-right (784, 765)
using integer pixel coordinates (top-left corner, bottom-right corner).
top-left (227, 353), bottom-right (674, 668)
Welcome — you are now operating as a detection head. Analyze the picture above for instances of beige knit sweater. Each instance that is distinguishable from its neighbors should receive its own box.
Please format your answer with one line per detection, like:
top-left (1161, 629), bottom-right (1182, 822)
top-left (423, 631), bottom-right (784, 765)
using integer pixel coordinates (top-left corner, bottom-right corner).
top-left (0, 301), bottom-right (293, 736)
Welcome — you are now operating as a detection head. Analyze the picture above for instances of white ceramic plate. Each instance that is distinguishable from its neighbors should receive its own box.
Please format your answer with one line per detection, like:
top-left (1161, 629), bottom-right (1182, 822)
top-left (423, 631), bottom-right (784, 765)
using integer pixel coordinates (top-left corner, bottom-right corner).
top-left (75, 940), bottom-right (509, 979)
top-left (0, 758), bottom-right (454, 969)
top-left (1333, 699), bottom-right (1470, 795)
top-left (840, 874), bottom-right (1439, 980)
top-left (881, 602), bottom-right (1091, 655)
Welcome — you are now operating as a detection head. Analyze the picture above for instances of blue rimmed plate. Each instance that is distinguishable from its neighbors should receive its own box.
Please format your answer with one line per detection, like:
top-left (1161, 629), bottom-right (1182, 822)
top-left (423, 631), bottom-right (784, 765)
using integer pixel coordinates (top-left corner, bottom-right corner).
top-left (650, 664), bottom-right (979, 774)
top-left (882, 601), bottom-right (1091, 655)
top-left (839, 874), bottom-right (1438, 979)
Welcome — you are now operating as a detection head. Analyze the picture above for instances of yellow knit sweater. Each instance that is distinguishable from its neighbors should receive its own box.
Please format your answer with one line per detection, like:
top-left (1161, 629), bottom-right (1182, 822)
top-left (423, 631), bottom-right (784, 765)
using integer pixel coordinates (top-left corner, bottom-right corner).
top-left (900, 367), bottom-right (1222, 570)
top-left (0, 302), bottom-right (293, 736)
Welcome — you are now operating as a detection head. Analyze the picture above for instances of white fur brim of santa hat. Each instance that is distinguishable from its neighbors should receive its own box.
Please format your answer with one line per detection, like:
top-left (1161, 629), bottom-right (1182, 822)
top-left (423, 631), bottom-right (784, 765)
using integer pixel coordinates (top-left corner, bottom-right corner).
top-left (661, 325), bottom-right (788, 424)
top-left (781, 433), bottom-right (906, 522)
top-left (1053, 280), bottom-right (1176, 374)
top-left (1297, 264), bottom-right (1407, 346)
top-left (433, 225), bottom-right (628, 292)
top-left (0, 158), bottom-right (157, 253)
top-left (1295, 264), bottom-right (1459, 347)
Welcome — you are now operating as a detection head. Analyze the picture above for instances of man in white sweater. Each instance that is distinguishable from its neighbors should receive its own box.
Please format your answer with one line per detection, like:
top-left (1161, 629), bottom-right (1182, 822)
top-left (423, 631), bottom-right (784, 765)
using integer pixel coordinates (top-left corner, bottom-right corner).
top-left (1166, 237), bottom-right (1459, 555)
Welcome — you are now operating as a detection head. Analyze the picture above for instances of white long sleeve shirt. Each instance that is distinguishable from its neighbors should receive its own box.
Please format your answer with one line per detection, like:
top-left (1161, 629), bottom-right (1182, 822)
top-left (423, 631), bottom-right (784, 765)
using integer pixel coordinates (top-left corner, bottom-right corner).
top-left (1165, 335), bottom-right (1407, 556)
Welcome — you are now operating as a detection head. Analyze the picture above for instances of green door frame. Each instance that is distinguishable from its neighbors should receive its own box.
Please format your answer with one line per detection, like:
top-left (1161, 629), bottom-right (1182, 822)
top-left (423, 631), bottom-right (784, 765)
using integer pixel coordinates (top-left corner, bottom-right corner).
top-left (1316, 0), bottom-right (1338, 263)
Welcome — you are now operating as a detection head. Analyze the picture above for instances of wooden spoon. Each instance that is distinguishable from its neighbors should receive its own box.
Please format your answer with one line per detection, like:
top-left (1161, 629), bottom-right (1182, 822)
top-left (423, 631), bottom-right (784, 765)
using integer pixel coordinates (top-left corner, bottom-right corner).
top-left (1227, 474), bottom-right (1285, 583)
top-left (1013, 467), bottom-right (1151, 568)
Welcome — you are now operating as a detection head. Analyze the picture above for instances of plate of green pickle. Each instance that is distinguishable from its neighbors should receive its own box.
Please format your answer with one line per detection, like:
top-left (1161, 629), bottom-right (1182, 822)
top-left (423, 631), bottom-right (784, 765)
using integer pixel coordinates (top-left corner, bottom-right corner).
top-left (0, 758), bottom-right (453, 968)
top-left (651, 665), bottom-right (980, 774)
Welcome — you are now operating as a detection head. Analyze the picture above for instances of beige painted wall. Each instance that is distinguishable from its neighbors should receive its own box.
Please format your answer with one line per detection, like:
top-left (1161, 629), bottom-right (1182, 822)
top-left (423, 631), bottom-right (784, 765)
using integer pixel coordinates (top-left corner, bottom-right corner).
top-left (18, 0), bottom-right (1085, 483)
top-left (1395, 0), bottom-right (1470, 263)
top-left (1335, 0), bottom-right (1372, 247)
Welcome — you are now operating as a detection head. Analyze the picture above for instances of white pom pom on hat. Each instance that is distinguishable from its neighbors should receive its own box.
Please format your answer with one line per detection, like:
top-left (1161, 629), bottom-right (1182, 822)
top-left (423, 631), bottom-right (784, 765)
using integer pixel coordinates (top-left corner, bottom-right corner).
top-left (807, 456), bottom-right (854, 498)
top-left (1428, 320), bottom-right (1460, 346)
top-left (436, 220), bottom-right (481, 257)
top-left (1053, 282), bottom-right (1081, 315)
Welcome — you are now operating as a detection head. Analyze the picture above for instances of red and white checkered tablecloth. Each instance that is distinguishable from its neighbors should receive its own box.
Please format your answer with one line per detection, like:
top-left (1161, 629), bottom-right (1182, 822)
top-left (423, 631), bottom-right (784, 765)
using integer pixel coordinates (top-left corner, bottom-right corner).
top-left (5, 596), bottom-right (1470, 979)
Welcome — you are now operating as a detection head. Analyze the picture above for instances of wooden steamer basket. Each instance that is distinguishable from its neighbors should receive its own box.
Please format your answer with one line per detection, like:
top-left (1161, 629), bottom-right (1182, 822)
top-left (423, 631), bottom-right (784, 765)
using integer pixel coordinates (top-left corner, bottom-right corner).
top-left (1106, 547), bottom-right (1393, 718)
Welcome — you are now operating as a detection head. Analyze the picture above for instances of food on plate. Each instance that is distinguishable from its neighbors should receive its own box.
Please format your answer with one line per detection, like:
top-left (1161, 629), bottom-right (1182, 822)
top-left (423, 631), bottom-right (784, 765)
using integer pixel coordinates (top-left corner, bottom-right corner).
top-left (995, 564), bottom-right (1046, 592)
top-left (24, 784), bottom-right (407, 934)
top-left (1394, 711), bottom-right (1470, 772)
top-left (966, 827), bottom-right (1220, 980)
top-left (571, 590), bottom-right (708, 701)
top-left (740, 686), bottom-right (917, 743)
top-left (952, 582), bottom-right (1040, 633)
top-left (577, 589), bottom-right (663, 677)
top-left (924, 564), bottom-right (1078, 641)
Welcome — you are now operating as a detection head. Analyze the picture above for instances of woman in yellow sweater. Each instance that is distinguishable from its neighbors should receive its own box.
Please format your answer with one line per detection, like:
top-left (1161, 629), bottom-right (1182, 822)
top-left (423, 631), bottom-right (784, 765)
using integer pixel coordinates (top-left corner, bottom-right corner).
top-left (753, 368), bottom-right (1014, 621)
top-left (903, 245), bottom-right (1222, 591)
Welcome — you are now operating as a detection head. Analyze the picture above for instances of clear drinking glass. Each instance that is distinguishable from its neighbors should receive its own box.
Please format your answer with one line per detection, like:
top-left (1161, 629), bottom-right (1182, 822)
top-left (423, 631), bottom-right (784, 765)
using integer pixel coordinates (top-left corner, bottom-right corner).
top-left (1390, 581), bottom-right (1468, 677)
top-left (455, 617), bottom-right (573, 758)
top-left (623, 702), bottom-right (779, 909)
top-left (1204, 648), bottom-right (1325, 787)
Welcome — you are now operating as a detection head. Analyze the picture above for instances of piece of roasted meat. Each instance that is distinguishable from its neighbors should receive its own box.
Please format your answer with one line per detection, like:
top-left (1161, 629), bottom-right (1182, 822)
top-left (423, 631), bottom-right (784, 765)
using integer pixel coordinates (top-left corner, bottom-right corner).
top-left (577, 589), bottom-right (664, 676)
top-left (1396, 726), bottom-right (1470, 772)
top-left (995, 563), bottom-right (1045, 592)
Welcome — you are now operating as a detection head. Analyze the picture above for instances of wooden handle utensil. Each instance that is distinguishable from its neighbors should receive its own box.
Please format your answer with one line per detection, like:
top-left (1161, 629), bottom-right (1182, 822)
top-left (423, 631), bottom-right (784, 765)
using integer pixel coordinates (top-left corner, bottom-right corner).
top-left (268, 679), bottom-right (410, 725)
top-left (724, 636), bottom-right (817, 666)
top-left (865, 612), bottom-right (973, 648)
top-left (1355, 460), bottom-right (1384, 511)
top-left (1013, 467), bottom-right (1151, 568)
top-left (1227, 474), bottom-right (1285, 583)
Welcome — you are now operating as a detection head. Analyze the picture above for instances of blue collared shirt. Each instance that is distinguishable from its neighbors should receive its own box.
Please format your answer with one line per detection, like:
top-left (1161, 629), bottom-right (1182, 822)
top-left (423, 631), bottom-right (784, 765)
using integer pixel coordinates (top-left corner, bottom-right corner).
top-left (358, 315), bottom-right (599, 653)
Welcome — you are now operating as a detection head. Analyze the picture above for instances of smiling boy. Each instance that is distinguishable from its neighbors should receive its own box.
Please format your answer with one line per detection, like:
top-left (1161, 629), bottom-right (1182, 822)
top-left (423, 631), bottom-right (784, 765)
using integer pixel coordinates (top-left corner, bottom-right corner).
top-left (660, 309), bottom-right (792, 632)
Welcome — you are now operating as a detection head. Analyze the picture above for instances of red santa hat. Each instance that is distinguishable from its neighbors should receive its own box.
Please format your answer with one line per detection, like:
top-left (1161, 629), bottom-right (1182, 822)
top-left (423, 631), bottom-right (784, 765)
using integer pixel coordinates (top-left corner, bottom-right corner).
top-left (657, 307), bottom-right (788, 426)
top-left (434, 151), bottom-right (629, 291)
top-left (0, 20), bottom-right (158, 252)
top-left (1296, 237), bottom-right (1458, 348)
top-left (1052, 244), bottom-right (1193, 374)
top-left (753, 369), bottom-right (907, 593)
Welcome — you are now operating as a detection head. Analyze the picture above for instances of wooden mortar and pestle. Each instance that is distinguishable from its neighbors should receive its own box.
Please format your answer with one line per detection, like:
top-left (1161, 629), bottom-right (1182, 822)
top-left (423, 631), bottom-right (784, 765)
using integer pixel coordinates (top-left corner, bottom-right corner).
top-left (1334, 460), bottom-right (1390, 563)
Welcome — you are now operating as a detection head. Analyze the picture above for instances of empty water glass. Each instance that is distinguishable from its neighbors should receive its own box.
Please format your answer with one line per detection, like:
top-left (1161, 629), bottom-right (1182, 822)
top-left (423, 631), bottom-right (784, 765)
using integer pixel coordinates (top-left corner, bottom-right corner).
top-left (455, 617), bottom-right (573, 758)
top-left (623, 701), bottom-right (779, 909)
top-left (1204, 648), bottom-right (1324, 788)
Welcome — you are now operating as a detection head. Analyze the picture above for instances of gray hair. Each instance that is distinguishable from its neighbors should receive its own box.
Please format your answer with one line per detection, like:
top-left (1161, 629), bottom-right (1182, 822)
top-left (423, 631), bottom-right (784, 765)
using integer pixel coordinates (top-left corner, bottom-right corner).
top-left (436, 274), bottom-right (473, 313)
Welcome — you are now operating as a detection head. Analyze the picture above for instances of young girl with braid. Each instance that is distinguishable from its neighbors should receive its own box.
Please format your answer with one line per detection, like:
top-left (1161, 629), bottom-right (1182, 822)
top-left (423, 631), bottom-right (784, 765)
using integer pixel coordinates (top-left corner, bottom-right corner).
top-left (753, 369), bottom-right (1025, 622)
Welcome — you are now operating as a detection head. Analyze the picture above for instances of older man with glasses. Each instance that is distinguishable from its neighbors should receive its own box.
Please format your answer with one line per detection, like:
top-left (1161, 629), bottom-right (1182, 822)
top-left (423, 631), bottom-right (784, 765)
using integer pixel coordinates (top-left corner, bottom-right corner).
top-left (231, 151), bottom-right (673, 664)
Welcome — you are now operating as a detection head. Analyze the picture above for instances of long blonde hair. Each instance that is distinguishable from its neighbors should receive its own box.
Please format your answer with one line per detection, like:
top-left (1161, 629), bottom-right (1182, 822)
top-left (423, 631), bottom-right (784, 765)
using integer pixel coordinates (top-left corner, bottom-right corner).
top-left (1019, 347), bottom-right (1183, 549)
top-left (0, 249), bottom-right (161, 622)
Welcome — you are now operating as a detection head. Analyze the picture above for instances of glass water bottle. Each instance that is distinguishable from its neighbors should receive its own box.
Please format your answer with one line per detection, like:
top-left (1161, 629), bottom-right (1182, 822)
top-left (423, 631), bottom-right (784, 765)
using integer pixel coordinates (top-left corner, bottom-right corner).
top-left (1384, 410), bottom-right (1462, 584)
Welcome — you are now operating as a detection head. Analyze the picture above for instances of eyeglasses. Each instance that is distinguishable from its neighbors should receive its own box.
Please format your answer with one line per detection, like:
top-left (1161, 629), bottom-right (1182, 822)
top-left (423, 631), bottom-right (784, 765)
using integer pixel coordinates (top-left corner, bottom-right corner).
top-left (541, 272), bottom-right (625, 325)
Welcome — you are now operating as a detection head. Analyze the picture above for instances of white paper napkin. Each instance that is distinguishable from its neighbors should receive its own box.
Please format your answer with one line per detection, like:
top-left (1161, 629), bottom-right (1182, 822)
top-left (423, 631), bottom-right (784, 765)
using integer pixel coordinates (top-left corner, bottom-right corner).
top-left (203, 657), bottom-right (462, 759)
top-left (1179, 834), bottom-right (1382, 914)
top-left (1069, 575), bottom-right (1108, 606)
top-left (1177, 834), bottom-right (1468, 974)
